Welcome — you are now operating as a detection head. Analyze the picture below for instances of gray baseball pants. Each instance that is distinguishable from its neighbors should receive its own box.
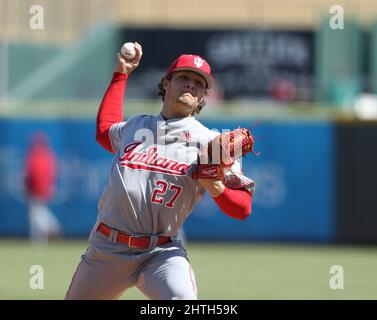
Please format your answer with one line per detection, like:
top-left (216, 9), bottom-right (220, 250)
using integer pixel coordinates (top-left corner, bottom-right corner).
top-left (64, 223), bottom-right (197, 300)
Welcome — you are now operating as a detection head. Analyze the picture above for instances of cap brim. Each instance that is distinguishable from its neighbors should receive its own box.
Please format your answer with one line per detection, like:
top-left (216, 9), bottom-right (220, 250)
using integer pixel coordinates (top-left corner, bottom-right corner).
top-left (170, 67), bottom-right (213, 89)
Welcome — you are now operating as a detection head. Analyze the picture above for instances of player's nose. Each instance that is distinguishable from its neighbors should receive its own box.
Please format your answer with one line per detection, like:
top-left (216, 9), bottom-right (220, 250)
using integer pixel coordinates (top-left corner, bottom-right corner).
top-left (185, 79), bottom-right (195, 90)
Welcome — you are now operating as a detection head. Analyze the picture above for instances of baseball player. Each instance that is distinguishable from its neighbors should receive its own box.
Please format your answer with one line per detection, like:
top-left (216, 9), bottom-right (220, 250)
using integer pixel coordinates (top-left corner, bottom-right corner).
top-left (24, 132), bottom-right (62, 245)
top-left (65, 42), bottom-right (255, 300)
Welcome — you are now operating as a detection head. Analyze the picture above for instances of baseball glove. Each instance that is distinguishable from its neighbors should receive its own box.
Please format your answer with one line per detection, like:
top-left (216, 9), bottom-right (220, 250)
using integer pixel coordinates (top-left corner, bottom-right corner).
top-left (192, 128), bottom-right (256, 179)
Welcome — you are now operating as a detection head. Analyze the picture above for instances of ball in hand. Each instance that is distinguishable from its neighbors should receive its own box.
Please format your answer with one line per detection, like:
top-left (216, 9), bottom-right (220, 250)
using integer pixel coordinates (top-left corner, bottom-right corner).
top-left (120, 42), bottom-right (136, 60)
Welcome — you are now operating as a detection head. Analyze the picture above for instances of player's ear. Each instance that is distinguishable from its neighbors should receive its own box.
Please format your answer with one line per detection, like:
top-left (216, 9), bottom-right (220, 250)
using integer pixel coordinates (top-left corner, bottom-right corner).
top-left (162, 78), bottom-right (169, 90)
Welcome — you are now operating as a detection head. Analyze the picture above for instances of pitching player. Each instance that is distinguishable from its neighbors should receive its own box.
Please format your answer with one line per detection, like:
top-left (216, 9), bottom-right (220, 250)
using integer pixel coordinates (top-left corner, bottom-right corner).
top-left (65, 42), bottom-right (255, 300)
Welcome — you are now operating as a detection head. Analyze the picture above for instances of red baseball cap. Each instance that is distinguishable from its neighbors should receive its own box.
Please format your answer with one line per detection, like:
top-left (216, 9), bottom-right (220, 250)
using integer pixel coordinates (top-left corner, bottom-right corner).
top-left (166, 54), bottom-right (214, 88)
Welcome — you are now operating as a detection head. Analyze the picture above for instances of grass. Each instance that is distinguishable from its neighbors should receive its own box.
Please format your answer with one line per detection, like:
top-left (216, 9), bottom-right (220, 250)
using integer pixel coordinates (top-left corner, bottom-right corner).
top-left (0, 239), bottom-right (376, 300)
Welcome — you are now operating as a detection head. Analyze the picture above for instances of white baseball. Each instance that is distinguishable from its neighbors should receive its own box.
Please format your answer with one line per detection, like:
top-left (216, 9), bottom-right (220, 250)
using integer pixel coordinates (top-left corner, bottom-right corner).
top-left (120, 42), bottom-right (136, 60)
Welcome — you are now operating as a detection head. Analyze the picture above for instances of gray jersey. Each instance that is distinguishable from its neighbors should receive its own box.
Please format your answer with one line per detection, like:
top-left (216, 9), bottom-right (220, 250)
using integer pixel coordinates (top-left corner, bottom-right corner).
top-left (97, 113), bottom-right (254, 237)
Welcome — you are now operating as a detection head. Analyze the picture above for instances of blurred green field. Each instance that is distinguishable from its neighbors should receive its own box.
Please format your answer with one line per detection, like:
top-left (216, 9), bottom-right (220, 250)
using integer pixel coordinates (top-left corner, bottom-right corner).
top-left (0, 239), bottom-right (376, 300)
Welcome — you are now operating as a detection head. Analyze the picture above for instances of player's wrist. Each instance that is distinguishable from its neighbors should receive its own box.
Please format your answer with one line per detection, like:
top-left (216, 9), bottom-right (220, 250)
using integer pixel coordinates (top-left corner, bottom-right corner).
top-left (210, 184), bottom-right (226, 198)
top-left (198, 179), bottom-right (225, 197)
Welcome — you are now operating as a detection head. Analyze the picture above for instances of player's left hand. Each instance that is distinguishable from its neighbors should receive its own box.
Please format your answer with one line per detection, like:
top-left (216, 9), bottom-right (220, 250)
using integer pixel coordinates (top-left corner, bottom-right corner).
top-left (193, 128), bottom-right (256, 180)
top-left (114, 42), bottom-right (143, 75)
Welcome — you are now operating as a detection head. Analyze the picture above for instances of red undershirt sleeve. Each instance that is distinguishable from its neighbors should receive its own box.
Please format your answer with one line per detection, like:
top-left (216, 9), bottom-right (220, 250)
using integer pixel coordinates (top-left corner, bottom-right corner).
top-left (96, 72), bottom-right (128, 153)
top-left (212, 187), bottom-right (252, 220)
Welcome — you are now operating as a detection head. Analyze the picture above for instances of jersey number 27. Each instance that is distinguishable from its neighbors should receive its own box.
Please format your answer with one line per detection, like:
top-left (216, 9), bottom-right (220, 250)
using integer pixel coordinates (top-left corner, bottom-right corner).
top-left (151, 179), bottom-right (183, 208)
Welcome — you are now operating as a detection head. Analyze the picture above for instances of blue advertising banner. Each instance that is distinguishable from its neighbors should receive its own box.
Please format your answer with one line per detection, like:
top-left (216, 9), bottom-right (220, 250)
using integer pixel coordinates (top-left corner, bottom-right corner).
top-left (0, 118), bottom-right (335, 242)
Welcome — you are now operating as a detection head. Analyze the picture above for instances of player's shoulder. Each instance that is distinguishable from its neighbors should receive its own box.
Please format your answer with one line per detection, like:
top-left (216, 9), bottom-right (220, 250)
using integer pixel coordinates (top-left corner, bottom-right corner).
top-left (110, 114), bottom-right (152, 133)
top-left (189, 117), bottom-right (210, 132)
top-left (190, 118), bottom-right (220, 139)
top-left (125, 114), bottom-right (151, 123)
top-left (121, 114), bottom-right (158, 127)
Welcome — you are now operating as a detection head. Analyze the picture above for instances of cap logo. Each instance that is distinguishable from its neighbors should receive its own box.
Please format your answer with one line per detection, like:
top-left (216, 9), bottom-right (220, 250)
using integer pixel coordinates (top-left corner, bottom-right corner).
top-left (194, 57), bottom-right (204, 69)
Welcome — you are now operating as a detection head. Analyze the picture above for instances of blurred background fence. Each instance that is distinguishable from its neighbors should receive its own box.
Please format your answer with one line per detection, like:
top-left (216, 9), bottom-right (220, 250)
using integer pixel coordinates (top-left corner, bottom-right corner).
top-left (0, 0), bottom-right (377, 244)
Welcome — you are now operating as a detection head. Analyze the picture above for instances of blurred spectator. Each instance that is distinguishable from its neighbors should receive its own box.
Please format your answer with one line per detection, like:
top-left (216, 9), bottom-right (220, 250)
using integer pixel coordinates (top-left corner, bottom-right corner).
top-left (24, 131), bottom-right (62, 244)
top-left (270, 79), bottom-right (297, 102)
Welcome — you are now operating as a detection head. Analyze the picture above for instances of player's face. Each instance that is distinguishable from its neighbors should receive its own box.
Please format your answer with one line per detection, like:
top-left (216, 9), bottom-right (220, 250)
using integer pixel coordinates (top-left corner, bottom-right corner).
top-left (162, 71), bottom-right (207, 118)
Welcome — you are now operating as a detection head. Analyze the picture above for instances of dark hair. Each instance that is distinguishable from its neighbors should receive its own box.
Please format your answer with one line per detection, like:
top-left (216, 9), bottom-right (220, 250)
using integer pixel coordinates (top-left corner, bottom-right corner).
top-left (157, 74), bottom-right (207, 115)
